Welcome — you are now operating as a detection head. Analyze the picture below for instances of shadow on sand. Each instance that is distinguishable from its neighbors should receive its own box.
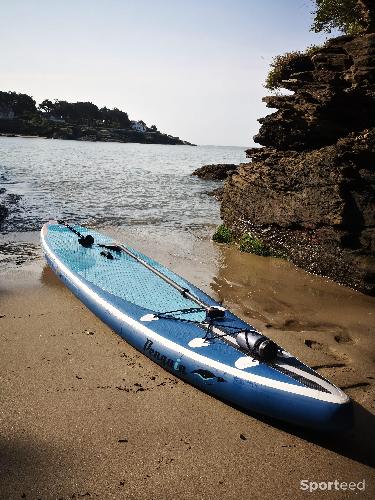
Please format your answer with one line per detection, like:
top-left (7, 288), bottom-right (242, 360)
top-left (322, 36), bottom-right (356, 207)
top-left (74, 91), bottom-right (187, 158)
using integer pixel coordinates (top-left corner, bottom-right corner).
top-left (0, 436), bottom-right (65, 498)
top-left (230, 399), bottom-right (375, 468)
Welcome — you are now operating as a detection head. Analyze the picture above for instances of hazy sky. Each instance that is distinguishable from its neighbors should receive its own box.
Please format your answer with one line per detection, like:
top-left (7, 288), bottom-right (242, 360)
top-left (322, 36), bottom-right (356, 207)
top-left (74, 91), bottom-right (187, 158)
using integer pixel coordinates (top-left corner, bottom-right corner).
top-left (1, 0), bottom-right (329, 146)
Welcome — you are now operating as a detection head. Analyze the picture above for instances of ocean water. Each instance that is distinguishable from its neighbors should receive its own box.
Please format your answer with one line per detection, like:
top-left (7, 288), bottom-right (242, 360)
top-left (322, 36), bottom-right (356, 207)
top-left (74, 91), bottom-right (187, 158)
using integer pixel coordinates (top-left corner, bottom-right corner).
top-left (0, 137), bottom-right (246, 234)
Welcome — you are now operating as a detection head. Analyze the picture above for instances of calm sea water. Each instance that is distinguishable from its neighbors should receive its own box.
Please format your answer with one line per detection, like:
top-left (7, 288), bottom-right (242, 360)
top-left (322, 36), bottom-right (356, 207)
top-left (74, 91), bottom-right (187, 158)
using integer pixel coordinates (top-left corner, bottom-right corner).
top-left (0, 137), bottom-right (246, 234)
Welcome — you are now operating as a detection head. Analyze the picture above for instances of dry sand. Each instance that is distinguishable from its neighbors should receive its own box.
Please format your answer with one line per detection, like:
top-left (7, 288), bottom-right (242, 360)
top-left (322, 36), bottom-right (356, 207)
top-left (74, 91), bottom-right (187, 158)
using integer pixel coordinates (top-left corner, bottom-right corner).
top-left (0, 229), bottom-right (374, 499)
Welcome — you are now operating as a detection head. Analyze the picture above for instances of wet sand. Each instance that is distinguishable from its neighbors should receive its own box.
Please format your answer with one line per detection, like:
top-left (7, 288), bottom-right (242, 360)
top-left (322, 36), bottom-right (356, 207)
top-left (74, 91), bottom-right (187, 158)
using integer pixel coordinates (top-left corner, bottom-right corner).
top-left (0, 229), bottom-right (374, 499)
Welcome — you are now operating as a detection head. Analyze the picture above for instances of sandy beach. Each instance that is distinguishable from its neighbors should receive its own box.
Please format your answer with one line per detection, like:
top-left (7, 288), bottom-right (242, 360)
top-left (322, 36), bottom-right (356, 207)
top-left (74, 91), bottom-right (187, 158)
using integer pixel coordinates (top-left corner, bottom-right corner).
top-left (0, 229), bottom-right (374, 499)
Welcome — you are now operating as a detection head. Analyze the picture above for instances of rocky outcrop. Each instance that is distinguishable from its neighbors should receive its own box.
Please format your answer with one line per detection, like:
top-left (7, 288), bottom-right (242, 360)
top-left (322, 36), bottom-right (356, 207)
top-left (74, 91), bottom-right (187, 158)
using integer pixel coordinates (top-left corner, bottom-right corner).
top-left (192, 164), bottom-right (238, 180)
top-left (0, 203), bottom-right (8, 225)
top-left (254, 34), bottom-right (375, 151)
top-left (192, 164), bottom-right (239, 201)
top-left (0, 188), bottom-right (9, 226)
top-left (221, 33), bottom-right (375, 295)
top-left (0, 186), bottom-right (23, 230)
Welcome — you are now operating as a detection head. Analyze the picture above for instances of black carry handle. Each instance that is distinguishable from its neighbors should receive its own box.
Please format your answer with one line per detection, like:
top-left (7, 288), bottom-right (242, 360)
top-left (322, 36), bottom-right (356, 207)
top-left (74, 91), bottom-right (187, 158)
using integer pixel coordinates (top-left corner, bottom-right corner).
top-left (57, 220), bottom-right (94, 248)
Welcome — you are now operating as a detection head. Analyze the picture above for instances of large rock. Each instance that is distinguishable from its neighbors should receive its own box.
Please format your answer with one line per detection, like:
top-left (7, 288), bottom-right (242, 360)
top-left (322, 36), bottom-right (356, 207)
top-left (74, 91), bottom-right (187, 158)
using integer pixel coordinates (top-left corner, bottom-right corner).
top-left (221, 33), bottom-right (375, 295)
top-left (0, 203), bottom-right (8, 225)
top-left (192, 164), bottom-right (238, 180)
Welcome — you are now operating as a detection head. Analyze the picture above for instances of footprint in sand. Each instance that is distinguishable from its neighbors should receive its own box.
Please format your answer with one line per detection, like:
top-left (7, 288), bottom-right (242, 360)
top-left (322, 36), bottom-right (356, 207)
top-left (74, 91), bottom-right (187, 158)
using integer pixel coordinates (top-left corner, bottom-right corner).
top-left (275, 319), bottom-right (354, 363)
top-left (311, 362), bottom-right (347, 369)
top-left (304, 339), bottom-right (323, 350)
top-left (334, 333), bottom-right (354, 344)
top-left (340, 382), bottom-right (370, 390)
top-left (303, 336), bottom-right (351, 366)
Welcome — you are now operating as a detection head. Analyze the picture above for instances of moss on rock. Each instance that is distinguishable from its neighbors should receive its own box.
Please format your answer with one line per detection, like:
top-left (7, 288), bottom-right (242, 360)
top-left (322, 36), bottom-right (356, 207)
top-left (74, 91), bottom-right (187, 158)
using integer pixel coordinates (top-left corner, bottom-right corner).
top-left (212, 224), bottom-right (233, 243)
top-left (239, 232), bottom-right (271, 256)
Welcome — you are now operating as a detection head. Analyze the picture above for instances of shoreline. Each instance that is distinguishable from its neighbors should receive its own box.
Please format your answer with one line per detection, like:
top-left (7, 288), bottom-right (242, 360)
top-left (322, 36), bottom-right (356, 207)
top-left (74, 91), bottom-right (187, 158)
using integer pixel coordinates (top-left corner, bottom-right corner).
top-left (0, 125), bottom-right (195, 146)
top-left (0, 133), bottom-right (195, 145)
top-left (0, 133), bottom-right (48, 139)
top-left (1, 228), bottom-right (374, 498)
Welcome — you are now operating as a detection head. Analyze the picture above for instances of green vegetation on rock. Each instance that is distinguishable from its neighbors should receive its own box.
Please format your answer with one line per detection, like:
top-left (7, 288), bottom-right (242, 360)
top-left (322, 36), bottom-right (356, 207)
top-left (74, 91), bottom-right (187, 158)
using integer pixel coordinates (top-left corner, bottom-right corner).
top-left (265, 51), bottom-right (311, 91)
top-left (239, 233), bottom-right (271, 256)
top-left (213, 226), bottom-right (287, 259)
top-left (239, 232), bottom-right (288, 259)
top-left (212, 224), bottom-right (233, 243)
top-left (265, 45), bottom-right (321, 91)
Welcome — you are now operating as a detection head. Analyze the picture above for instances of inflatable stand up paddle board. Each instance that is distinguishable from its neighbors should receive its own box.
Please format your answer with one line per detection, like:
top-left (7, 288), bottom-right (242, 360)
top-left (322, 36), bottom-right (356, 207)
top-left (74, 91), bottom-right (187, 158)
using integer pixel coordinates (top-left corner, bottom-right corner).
top-left (41, 221), bottom-right (353, 431)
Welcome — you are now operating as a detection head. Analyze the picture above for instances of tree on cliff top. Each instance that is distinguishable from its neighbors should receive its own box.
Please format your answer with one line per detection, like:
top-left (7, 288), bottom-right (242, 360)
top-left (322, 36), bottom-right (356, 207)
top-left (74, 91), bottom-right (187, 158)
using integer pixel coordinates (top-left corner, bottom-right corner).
top-left (311, 0), bottom-right (375, 35)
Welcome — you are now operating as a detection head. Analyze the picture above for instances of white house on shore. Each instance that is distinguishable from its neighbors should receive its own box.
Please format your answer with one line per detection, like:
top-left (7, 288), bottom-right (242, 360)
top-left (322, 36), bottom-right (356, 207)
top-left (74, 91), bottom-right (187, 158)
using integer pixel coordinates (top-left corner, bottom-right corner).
top-left (130, 120), bottom-right (147, 133)
top-left (47, 114), bottom-right (65, 123)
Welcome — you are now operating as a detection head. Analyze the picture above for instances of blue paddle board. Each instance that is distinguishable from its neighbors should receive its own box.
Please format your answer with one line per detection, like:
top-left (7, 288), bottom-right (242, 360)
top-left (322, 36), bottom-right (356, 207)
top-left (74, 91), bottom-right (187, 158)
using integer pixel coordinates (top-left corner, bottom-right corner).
top-left (41, 221), bottom-right (353, 431)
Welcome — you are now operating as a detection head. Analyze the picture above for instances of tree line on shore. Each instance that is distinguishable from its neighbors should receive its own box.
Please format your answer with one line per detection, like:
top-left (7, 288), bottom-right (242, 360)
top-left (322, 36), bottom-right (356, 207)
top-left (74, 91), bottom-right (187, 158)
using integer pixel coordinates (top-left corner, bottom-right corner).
top-left (0, 91), bottom-right (157, 130)
top-left (0, 90), bottom-right (193, 145)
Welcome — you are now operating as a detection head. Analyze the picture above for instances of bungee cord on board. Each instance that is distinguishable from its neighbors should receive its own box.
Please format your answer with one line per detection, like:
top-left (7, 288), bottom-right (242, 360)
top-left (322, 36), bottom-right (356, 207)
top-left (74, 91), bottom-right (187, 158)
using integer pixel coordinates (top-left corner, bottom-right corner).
top-left (57, 220), bottom-right (279, 361)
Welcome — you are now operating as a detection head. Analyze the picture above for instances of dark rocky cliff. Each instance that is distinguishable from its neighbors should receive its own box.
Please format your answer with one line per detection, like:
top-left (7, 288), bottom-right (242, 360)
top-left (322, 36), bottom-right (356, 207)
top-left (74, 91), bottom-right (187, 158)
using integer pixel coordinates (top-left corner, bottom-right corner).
top-left (221, 34), bottom-right (375, 295)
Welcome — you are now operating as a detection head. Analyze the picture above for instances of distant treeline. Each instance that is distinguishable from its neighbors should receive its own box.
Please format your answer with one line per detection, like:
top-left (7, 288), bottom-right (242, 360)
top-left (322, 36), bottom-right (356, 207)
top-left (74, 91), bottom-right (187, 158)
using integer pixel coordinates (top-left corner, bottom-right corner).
top-left (0, 91), bottom-right (143, 129)
top-left (0, 91), bottom-right (36, 117)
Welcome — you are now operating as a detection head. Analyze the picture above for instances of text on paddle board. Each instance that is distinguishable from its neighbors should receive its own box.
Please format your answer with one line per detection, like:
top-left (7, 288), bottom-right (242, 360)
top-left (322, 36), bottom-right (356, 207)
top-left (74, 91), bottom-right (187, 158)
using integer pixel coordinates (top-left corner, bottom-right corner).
top-left (143, 339), bottom-right (186, 374)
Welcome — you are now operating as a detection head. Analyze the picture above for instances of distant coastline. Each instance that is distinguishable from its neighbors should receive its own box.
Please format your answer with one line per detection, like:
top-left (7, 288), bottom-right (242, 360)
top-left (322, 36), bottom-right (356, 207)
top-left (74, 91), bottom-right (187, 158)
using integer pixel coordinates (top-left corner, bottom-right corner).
top-left (0, 91), bottom-right (195, 146)
top-left (0, 127), bottom-right (195, 145)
